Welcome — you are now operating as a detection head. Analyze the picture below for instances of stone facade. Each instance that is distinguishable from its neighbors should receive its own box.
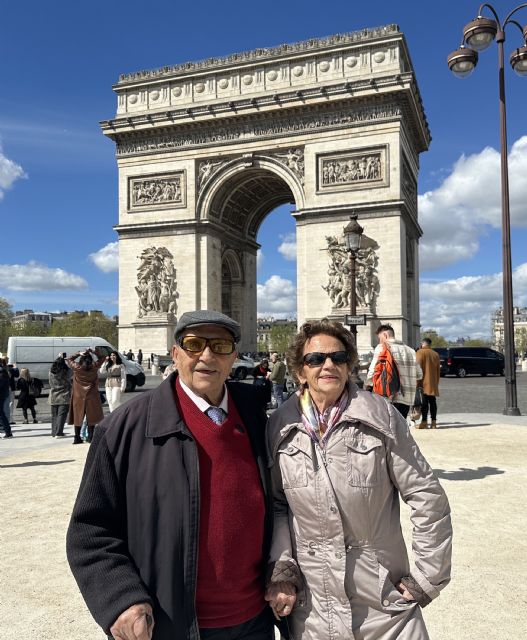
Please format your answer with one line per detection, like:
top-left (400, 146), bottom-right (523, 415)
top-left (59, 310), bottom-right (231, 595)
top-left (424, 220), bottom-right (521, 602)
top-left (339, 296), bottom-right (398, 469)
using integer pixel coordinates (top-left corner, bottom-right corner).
top-left (102, 25), bottom-right (429, 354)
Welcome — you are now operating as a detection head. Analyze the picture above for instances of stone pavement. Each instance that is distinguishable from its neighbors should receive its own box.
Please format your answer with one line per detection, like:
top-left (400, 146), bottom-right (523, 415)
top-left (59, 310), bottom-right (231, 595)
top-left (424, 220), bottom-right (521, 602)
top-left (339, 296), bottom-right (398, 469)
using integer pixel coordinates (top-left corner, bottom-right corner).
top-left (1, 413), bottom-right (526, 640)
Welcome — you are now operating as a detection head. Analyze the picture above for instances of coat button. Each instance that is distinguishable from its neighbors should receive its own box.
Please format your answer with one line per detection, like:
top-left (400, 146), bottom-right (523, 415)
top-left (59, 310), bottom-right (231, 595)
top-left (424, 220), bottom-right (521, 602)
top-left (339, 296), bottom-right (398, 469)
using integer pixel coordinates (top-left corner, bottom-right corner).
top-left (330, 506), bottom-right (337, 513)
top-left (335, 552), bottom-right (342, 559)
top-left (287, 445), bottom-right (294, 453)
top-left (360, 444), bottom-right (367, 450)
top-left (383, 599), bottom-right (390, 606)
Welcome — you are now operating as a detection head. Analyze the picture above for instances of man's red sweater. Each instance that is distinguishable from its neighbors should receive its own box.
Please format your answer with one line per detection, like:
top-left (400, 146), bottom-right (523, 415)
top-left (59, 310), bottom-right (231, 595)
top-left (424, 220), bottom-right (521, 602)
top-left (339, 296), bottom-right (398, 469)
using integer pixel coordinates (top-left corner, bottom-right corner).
top-left (175, 379), bottom-right (266, 628)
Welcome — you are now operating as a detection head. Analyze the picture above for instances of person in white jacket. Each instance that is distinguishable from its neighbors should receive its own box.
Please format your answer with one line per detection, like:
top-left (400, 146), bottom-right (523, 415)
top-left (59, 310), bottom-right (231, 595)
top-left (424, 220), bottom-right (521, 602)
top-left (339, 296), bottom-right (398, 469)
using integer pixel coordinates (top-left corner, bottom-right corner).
top-left (103, 351), bottom-right (127, 412)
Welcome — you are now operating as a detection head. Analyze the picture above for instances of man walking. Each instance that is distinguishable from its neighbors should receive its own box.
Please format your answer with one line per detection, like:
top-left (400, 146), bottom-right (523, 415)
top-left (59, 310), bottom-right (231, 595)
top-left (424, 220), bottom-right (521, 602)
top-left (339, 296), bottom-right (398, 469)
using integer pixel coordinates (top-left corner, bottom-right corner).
top-left (267, 352), bottom-right (286, 407)
top-left (416, 337), bottom-right (441, 429)
top-left (67, 310), bottom-right (276, 640)
top-left (366, 324), bottom-right (422, 418)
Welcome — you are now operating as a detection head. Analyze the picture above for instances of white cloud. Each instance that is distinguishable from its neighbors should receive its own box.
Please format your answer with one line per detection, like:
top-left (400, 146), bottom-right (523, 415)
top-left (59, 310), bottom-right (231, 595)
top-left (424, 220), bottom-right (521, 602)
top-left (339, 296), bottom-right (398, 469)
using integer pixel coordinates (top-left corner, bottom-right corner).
top-left (256, 249), bottom-right (264, 269)
top-left (278, 233), bottom-right (297, 261)
top-left (257, 275), bottom-right (296, 316)
top-left (419, 136), bottom-right (527, 271)
top-left (89, 242), bottom-right (119, 273)
top-left (0, 143), bottom-right (27, 200)
top-left (0, 261), bottom-right (88, 291)
top-left (420, 263), bottom-right (527, 340)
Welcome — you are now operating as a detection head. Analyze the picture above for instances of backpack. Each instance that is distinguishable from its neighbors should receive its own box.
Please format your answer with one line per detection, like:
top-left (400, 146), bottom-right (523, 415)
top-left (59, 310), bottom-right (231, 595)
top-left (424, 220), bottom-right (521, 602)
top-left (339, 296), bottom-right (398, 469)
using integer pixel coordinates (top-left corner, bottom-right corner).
top-left (372, 344), bottom-right (401, 400)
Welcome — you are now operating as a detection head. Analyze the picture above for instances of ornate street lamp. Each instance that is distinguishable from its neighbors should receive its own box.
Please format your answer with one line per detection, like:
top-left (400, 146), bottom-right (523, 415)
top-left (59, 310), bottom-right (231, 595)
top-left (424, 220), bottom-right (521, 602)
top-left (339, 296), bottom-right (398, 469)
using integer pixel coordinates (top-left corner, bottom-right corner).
top-left (343, 215), bottom-right (364, 346)
top-left (447, 3), bottom-right (527, 415)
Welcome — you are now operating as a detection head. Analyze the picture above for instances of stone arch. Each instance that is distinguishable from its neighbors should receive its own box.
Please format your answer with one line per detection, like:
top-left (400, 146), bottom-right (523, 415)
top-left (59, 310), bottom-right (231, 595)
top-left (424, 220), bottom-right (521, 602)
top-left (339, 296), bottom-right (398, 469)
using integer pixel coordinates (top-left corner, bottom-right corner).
top-left (197, 155), bottom-right (304, 239)
top-left (221, 249), bottom-right (243, 321)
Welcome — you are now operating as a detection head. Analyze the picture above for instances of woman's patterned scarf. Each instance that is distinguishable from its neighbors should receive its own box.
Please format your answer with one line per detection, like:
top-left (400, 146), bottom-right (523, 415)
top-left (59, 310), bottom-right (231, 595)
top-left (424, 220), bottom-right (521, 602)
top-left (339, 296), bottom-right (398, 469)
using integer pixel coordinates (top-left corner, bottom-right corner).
top-left (298, 385), bottom-right (349, 448)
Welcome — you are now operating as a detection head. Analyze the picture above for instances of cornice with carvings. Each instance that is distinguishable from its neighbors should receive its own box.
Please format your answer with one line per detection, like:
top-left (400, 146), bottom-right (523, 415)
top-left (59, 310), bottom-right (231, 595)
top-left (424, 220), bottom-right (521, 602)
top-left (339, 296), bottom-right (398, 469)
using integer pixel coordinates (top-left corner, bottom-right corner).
top-left (117, 25), bottom-right (400, 85)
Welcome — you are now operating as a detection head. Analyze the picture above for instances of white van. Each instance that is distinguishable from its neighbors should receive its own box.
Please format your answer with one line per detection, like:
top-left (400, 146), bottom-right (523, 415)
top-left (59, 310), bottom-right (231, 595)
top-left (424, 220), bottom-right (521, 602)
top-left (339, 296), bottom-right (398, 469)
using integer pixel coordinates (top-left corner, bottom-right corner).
top-left (6, 336), bottom-right (146, 392)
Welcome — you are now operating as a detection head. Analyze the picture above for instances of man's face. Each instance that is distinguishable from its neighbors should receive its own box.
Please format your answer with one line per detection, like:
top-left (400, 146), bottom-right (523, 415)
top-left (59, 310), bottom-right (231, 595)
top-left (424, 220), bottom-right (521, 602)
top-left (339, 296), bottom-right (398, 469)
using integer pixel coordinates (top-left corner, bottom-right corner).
top-left (270, 353), bottom-right (278, 363)
top-left (172, 324), bottom-right (237, 405)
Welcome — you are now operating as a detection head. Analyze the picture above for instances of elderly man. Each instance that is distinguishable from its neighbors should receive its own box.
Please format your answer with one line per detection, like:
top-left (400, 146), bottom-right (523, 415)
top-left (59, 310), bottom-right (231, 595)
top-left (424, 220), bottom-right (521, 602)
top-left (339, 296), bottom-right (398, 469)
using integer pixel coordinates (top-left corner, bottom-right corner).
top-left (67, 310), bottom-right (275, 640)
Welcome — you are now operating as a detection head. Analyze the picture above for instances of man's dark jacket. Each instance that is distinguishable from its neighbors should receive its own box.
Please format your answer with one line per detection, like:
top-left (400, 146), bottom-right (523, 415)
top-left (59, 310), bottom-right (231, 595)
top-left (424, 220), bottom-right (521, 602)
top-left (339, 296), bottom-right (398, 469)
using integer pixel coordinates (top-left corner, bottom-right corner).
top-left (66, 373), bottom-right (272, 639)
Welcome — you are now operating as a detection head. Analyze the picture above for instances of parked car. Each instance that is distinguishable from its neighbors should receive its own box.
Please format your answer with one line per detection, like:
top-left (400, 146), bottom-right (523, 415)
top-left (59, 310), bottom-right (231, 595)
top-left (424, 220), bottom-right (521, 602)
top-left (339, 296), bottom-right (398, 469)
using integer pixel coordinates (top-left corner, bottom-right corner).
top-left (437, 346), bottom-right (505, 378)
top-left (230, 355), bottom-right (255, 380)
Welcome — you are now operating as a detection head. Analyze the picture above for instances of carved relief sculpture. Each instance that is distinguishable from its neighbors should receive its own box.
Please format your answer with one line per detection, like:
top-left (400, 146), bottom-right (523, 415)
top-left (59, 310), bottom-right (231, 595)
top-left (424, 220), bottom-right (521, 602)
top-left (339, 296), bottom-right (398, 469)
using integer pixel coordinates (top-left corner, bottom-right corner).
top-left (273, 148), bottom-right (305, 185)
top-left (318, 148), bottom-right (387, 192)
top-left (129, 172), bottom-right (186, 209)
top-left (322, 235), bottom-right (380, 312)
top-left (198, 159), bottom-right (228, 190)
top-left (136, 247), bottom-right (178, 317)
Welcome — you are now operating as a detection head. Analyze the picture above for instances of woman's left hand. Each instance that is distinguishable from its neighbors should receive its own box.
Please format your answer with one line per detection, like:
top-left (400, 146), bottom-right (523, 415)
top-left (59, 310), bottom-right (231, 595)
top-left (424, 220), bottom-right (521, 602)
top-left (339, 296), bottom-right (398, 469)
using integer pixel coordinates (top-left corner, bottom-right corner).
top-left (396, 582), bottom-right (415, 601)
top-left (265, 581), bottom-right (296, 617)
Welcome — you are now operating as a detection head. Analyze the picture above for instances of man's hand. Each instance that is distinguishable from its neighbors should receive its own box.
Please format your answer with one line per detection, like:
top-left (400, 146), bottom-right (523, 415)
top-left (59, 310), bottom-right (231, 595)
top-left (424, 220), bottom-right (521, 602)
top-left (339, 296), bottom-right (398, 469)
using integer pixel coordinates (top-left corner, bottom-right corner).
top-left (265, 581), bottom-right (296, 618)
top-left (396, 582), bottom-right (415, 601)
top-left (110, 603), bottom-right (154, 640)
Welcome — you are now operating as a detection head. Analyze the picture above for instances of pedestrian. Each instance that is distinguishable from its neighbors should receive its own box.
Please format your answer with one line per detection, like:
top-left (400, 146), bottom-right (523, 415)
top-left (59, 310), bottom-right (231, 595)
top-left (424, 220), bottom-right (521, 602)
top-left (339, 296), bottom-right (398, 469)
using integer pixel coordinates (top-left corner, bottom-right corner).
top-left (268, 352), bottom-right (286, 407)
top-left (0, 365), bottom-right (13, 438)
top-left (126, 349), bottom-right (134, 361)
top-left (252, 358), bottom-right (272, 406)
top-left (67, 348), bottom-right (105, 444)
top-left (137, 348), bottom-right (143, 365)
top-left (416, 338), bottom-right (441, 429)
top-left (366, 324), bottom-right (422, 418)
top-left (103, 351), bottom-right (127, 412)
top-left (49, 354), bottom-right (73, 437)
top-left (67, 310), bottom-right (276, 640)
top-left (265, 319), bottom-right (452, 640)
top-left (16, 368), bottom-right (40, 424)
top-left (7, 362), bottom-right (19, 425)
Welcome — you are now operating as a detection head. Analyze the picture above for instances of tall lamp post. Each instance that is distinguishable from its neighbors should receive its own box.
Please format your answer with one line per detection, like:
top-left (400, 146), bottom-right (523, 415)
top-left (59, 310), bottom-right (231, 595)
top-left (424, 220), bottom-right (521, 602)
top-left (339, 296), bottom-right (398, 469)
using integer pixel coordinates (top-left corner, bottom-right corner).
top-left (447, 3), bottom-right (527, 416)
top-left (343, 215), bottom-right (364, 347)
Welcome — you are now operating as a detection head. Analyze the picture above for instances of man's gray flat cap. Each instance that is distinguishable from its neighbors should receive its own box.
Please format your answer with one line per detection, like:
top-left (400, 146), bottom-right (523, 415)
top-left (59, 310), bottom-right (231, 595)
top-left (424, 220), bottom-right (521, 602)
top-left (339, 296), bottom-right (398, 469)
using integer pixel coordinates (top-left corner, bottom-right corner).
top-left (174, 310), bottom-right (241, 342)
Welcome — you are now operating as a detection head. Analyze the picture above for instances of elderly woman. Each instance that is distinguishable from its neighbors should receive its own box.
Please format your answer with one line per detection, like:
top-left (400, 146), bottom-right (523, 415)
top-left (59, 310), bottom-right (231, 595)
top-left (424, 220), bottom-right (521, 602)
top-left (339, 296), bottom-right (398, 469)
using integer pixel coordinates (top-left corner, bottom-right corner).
top-left (67, 348), bottom-right (105, 444)
top-left (265, 319), bottom-right (452, 640)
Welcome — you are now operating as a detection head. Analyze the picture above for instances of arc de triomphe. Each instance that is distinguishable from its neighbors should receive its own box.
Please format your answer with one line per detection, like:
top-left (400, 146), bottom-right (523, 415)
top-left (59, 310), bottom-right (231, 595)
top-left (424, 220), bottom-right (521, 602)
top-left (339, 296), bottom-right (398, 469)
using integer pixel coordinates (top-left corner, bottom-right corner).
top-left (101, 24), bottom-right (429, 354)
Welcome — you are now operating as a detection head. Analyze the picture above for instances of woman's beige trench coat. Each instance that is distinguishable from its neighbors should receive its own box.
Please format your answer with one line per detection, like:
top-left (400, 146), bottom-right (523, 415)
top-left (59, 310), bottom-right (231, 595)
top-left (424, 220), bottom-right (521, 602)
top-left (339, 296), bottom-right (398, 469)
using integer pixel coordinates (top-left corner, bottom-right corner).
top-left (267, 384), bottom-right (452, 640)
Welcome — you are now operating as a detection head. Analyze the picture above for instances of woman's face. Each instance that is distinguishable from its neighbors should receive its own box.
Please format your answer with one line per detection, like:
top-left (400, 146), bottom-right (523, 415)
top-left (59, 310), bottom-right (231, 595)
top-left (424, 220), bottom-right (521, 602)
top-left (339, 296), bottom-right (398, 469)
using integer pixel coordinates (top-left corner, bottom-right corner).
top-left (110, 353), bottom-right (117, 362)
top-left (297, 333), bottom-right (350, 403)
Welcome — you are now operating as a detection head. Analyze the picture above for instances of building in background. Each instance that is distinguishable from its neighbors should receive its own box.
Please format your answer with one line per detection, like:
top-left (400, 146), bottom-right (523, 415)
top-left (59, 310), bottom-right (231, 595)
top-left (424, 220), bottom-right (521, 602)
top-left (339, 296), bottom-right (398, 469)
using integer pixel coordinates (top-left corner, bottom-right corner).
top-left (257, 317), bottom-right (296, 353)
top-left (492, 307), bottom-right (527, 355)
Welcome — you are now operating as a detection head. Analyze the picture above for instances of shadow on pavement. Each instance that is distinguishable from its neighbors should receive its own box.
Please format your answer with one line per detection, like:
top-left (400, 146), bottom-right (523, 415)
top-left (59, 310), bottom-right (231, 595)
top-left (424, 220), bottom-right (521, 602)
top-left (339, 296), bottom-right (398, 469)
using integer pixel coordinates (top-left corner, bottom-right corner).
top-left (434, 422), bottom-right (492, 429)
top-left (0, 459), bottom-right (76, 469)
top-left (433, 466), bottom-right (505, 481)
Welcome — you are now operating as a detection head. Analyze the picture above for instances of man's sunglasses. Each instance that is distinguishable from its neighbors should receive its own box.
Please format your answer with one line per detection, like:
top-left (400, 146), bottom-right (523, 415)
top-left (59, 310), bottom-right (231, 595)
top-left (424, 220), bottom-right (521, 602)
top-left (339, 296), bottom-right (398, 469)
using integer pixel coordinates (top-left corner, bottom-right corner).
top-left (178, 336), bottom-right (236, 355)
top-left (303, 351), bottom-right (350, 367)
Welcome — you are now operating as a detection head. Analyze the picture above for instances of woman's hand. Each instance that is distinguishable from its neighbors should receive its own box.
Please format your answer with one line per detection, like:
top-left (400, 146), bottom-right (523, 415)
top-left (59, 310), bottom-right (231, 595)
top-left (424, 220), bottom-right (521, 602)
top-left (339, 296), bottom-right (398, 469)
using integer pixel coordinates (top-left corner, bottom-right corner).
top-left (265, 581), bottom-right (296, 617)
top-left (396, 582), bottom-right (415, 601)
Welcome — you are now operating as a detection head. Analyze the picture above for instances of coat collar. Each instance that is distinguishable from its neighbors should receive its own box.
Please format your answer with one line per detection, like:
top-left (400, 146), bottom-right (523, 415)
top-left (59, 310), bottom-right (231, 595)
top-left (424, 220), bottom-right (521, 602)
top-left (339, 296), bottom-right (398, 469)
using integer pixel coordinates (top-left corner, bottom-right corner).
top-left (268, 382), bottom-right (396, 455)
top-left (144, 372), bottom-right (266, 439)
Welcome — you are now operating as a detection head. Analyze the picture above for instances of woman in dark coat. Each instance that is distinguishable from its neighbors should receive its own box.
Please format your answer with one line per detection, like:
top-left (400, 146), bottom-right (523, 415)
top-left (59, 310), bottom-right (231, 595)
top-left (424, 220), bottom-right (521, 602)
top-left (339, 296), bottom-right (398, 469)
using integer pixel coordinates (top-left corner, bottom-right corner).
top-left (252, 358), bottom-right (272, 406)
top-left (67, 348), bottom-right (105, 444)
top-left (16, 368), bottom-right (38, 424)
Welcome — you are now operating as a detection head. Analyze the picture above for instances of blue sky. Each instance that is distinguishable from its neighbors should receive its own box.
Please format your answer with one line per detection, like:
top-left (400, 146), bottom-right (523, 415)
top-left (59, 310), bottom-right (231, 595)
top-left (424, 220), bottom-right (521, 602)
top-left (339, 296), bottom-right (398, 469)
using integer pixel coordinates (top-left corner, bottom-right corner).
top-left (1, 0), bottom-right (526, 340)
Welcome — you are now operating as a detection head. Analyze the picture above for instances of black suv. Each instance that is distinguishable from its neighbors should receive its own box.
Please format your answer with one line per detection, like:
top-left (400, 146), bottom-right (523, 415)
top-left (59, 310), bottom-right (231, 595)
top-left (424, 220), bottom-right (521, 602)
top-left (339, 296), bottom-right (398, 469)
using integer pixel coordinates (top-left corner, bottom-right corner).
top-left (434, 347), bottom-right (505, 378)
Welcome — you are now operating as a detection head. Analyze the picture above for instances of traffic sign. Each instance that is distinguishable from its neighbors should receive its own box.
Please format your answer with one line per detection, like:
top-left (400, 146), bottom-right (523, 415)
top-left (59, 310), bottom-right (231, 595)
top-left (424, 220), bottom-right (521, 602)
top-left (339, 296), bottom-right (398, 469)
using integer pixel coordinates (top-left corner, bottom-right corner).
top-left (345, 314), bottom-right (367, 326)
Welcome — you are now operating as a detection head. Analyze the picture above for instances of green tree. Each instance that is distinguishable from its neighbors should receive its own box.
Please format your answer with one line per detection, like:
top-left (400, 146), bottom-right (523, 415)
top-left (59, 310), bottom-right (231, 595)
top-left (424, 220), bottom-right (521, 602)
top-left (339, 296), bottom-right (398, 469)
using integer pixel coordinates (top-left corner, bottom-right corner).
top-left (464, 338), bottom-right (490, 347)
top-left (0, 296), bottom-right (14, 352)
top-left (269, 322), bottom-right (297, 354)
top-left (420, 329), bottom-right (448, 347)
top-left (9, 321), bottom-right (49, 337)
top-left (49, 312), bottom-right (118, 346)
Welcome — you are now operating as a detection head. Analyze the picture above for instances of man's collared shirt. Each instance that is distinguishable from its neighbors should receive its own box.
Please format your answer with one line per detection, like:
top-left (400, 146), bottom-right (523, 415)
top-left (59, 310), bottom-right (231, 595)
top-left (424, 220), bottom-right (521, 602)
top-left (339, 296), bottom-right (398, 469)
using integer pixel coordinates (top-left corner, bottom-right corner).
top-left (178, 378), bottom-right (229, 418)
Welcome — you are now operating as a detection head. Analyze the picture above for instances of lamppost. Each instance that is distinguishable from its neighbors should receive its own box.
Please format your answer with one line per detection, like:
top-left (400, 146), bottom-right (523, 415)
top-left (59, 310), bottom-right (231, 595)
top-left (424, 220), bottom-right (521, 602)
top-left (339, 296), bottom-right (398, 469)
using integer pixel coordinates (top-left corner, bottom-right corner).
top-left (447, 3), bottom-right (527, 416)
top-left (343, 215), bottom-right (364, 347)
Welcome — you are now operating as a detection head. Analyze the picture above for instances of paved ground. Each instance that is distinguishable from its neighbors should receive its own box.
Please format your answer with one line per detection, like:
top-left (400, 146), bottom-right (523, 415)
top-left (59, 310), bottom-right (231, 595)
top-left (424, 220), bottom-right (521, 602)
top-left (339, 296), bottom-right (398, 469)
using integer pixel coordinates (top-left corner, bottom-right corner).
top-left (1, 391), bottom-right (526, 639)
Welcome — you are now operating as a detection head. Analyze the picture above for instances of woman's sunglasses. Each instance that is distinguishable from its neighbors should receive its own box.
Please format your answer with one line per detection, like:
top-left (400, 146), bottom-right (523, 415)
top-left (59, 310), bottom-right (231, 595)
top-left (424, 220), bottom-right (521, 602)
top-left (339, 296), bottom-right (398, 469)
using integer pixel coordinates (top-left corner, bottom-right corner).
top-left (303, 351), bottom-right (350, 367)
top-left (179, 336), bottom-right (236, 355)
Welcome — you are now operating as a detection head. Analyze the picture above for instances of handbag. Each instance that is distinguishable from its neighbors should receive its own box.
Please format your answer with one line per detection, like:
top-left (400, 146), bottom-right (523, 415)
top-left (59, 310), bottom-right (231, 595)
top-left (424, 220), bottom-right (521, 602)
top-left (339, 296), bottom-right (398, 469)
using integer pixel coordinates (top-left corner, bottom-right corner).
top-left (410, 387), bottom-right (423, 421)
